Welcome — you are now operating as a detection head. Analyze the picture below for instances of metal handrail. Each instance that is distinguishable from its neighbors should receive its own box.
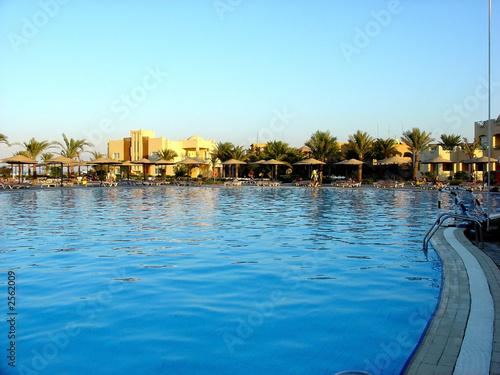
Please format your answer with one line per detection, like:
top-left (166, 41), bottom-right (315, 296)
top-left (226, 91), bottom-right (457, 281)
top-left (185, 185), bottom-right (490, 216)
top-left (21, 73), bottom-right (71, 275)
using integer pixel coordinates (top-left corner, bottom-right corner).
top-left (423, 213), bottom-right (484, 250)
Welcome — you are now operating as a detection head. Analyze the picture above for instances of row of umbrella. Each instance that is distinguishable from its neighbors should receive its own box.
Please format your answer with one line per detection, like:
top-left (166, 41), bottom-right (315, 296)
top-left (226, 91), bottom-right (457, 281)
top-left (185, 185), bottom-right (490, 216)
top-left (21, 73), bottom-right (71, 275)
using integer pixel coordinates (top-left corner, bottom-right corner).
top-left (221, 158), bottom-right (328, 179)
top-left (3, 153), bottom-right (495, 182)
top-left (0, 155), bottom-right (216, 182)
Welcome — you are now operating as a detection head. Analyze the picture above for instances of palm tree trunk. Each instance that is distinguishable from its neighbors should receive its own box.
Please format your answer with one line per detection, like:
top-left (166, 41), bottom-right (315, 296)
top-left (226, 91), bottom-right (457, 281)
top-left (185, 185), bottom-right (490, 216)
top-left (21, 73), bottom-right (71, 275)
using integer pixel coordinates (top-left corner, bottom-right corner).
top-left (413, 154), bottom-right (420, 180)
top-left (358, 165), bottom-right (362, 182)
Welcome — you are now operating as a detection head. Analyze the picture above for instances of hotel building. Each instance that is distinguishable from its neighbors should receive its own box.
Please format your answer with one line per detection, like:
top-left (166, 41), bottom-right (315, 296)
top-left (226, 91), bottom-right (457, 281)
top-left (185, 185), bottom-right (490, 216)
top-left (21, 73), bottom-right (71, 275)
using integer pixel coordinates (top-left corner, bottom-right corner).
top-left (108, 130), bottom-right (217, 177)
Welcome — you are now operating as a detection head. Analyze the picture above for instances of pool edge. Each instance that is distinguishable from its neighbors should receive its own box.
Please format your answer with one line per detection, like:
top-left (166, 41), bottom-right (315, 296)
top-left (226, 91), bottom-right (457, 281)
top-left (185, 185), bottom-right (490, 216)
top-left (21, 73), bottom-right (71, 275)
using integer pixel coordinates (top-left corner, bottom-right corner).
top-left (404, 227), bottom-right (500, 375)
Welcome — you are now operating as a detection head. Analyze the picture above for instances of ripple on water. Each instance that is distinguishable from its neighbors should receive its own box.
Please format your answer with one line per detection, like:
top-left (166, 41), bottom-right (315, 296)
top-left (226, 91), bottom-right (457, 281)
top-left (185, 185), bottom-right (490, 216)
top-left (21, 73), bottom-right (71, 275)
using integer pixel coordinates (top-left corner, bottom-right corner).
top-left (0, 187), bottom-right (446, 375)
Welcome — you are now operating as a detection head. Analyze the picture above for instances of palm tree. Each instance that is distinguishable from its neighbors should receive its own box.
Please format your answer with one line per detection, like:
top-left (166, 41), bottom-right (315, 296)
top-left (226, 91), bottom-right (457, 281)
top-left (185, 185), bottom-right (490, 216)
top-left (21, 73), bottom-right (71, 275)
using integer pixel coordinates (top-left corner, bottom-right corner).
top-left (462, 137), bottom-right (481, 159)
top-left (156, 148), bottom-right (178, 161)
top-left (16, 138), bottom-right (55, 176)
top-left (155, 149), bottom-right (178, 179)
top-left (228, 145), bottom-right (247, 177)
top-left (438, 134), bottom-right (462, 150)
top-left (57, 134), bottom-right (93, 175)
top-left (261, 141), bottom-right (297, 161)
top-left (305, 130), bottom-right (340, 163)
top-left (89, 151), bottom-right (104, 160)
top-left (372, 138), bottom-right (401, 160)
top-left (261, 140), bottom-right (297, 177)
top-left (210, 142), bottom-right (234, 178)
top-left (211, 142), bottom-right (234, 163)
top-left (0, 133), bottom-right (8, 145)
top-left (401, 128), bottom-right (434, 181)
top-left (41, 152), bottom-right (53, 175)
top-left (347, 130), bottom-right (374, 181)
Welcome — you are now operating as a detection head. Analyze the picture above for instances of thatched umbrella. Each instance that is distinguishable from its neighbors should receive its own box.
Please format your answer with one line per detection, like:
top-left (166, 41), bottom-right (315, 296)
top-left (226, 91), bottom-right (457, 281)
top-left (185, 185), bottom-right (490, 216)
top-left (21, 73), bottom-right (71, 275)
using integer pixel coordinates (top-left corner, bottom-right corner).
top-left (421, 156), bottom-right (452, 177)
top-left (152, 159), bottom-right (175, 179)
top-left (293, 158), bottom-right (326, 166)
top-left (175, 157), bottom-right (208, 178)
top-left (1, 155), bottom-right (37, 182)
top-left (46, 156), bottom-right (78, 185)
top-left (222, 158), bottom-right (247, 178)
top-left (120, 160), bottom-right (135, 180)
top-left (463, 156), bottom-right (496, 181)
top-left (132, 158), bottom-right (156, 181)
top-left (90, 158), bottom-right (122, 180)
top-left (376, 156), bottom-right (411, 180)
top-left (262, 159), bottom-right (288, 180)
top-left (335, 159), bottom-right (363, 179)
top-left (376, 156), bottom-right (411, 165)
top-left (293, 158), bottom-right (326, 179)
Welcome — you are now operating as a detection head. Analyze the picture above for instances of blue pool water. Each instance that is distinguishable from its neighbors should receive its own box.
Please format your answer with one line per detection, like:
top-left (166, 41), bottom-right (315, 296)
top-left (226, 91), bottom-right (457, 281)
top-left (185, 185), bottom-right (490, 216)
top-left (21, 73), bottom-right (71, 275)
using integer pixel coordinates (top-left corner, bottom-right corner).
top-left (0, 187), bottom-right (444, 375)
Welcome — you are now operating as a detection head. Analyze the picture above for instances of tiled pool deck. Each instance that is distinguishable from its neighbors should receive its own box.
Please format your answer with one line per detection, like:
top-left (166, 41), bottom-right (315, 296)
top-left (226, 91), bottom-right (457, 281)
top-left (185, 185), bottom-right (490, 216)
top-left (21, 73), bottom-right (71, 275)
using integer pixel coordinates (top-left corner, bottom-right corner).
top-left (404, 227), bottom-right (500, 375)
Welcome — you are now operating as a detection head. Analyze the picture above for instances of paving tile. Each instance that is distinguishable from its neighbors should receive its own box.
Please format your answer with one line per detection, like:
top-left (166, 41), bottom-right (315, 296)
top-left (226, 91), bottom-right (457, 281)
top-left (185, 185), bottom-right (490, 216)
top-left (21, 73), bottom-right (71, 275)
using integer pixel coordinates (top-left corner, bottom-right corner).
top-left (404, 228), bottom-right (498, 375)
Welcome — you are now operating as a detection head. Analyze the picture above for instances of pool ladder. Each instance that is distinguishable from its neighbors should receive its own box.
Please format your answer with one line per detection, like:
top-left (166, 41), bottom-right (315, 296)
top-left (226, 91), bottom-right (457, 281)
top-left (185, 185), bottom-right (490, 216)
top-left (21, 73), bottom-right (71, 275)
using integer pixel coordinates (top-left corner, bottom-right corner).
top-left (422, 213), bottom-right (484, 250)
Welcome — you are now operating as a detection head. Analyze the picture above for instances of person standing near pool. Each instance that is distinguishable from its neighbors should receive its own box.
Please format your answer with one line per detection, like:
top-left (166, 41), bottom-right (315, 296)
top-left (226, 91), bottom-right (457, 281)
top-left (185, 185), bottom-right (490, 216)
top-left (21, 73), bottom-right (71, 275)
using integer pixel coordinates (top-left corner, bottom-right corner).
top-left (311, 168), bottom-right (318, 186)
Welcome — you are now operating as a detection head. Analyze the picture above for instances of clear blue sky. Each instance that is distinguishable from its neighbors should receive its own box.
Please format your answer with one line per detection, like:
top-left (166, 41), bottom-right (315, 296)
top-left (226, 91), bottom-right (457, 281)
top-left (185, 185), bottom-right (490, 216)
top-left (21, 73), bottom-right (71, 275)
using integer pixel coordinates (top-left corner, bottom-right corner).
top-left (0, 0), bottom-right (498, 159)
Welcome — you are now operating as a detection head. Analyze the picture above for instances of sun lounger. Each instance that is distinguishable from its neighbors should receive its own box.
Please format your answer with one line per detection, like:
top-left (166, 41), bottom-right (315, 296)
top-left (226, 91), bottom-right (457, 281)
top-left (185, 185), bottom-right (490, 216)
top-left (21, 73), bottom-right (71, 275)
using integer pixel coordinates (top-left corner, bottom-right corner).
top-left (294, 180), bottom-right (314, 187)
top-left (39, 179), bottom-right (61, 188)
top-left (224, 179), bottom-right (242, 186)
top-left (100, 179), bottom-right (118, 187)
top-left (256, 180), bottom-right (281, 187)
top-left (1, 181), bottom-right (32, 189)
top-left (173, 180), bottom-right (202, 186)
top-left (331, 181), bottom-right (361, 188)
top-left (459, 182), bottom-right (485, 191)
top-left (374, 181), bottom-right (405, 189)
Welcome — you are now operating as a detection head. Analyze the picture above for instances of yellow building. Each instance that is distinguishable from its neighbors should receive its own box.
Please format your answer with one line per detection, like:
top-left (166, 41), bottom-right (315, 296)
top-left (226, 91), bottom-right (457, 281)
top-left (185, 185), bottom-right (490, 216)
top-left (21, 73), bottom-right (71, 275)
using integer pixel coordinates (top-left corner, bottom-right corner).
top-left (108, 130), bottom-right (217, 178)
top-left (474, 117), bottom-right (500, 160)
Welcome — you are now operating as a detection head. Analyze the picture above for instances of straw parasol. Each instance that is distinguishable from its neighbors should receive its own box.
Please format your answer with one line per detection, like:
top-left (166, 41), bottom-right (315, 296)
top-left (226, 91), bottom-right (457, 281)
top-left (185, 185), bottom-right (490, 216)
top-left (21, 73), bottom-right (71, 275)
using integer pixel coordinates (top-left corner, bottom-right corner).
top-left (222, 159), bottom-right (247, 178)
top-left (375, 156), bottom-right (411, 180)
top-left (293, 158), bottom-right (326, 166)
top-left (294, 158), bottom-right (326, 179)
top-left (46, 156), bottom-right (79, 184)
top-left (334, 159), bottom-right (363, 178)
top-left (151, 158), bottom-right (175, 179)
top-left (335, 158), bottom-right (363, 165)
top-left (132, 158), bottom-right (156, 181)
top-left (463, 156), bottom-right (497, 182)
top-left (262, 159), bottom-right (288, 179)
top-left (421, 156), bottom-right (453, 164)
top-left (119, 160), bottom-right (135, 179)
top-left (420, 156), bottom-right (453, 178)
top-left (1, 155), bottom-right (37, 182)
top-left (376, 156), bottom-right (411, 165)
top-left (463, 156), bottom-right (496, 164)
top-left (175, 157), bottom-right (207, 178)
top-left (90, 157), bottom-right (122, 180)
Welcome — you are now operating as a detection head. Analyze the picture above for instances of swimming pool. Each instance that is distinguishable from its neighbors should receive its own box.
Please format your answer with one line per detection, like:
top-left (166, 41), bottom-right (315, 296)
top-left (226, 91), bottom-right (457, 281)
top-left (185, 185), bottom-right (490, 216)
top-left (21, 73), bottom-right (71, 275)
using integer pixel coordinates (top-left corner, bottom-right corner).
top-left (1, 187), bottom-right (442, 375)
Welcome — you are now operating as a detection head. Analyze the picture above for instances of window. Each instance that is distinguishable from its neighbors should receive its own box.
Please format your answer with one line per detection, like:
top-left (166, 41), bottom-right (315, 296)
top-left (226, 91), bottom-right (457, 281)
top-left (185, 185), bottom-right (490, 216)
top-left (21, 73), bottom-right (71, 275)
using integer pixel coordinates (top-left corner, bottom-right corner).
top-left (113, 153), bottom-right (120, 159)
top-left (480, 136), bottom-right (487, 150)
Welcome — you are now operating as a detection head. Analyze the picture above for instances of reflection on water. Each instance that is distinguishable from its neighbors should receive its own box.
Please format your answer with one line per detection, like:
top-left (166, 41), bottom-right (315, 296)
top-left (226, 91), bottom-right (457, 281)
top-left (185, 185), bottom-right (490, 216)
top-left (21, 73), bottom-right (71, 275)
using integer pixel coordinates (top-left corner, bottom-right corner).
top-left (0, 187), bottom-right (448, 375)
